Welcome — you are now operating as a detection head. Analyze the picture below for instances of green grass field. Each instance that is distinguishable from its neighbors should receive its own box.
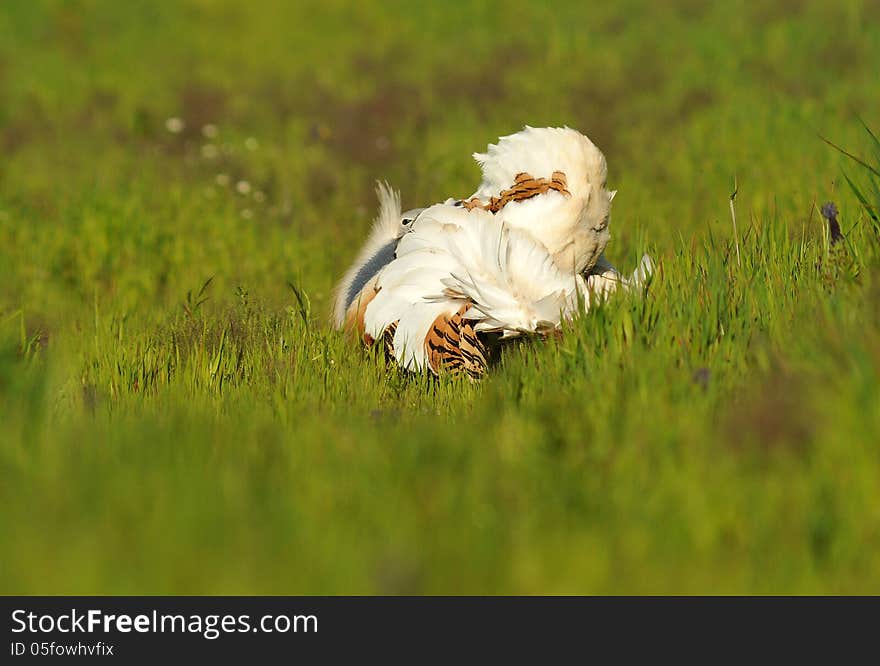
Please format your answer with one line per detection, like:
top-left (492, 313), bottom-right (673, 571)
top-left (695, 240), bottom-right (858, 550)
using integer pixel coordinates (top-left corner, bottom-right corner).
top-left (2, 0), bottom-right (879, 594)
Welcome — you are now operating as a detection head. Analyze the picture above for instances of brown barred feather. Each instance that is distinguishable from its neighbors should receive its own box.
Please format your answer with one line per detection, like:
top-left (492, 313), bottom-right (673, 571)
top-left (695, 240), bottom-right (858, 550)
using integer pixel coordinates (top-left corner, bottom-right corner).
top-left (425, 306), bottom-right (487, 378)
top-left (382, 321), bottom-right (398, 361)
top-left (460, 171), bottom-right (571, 214)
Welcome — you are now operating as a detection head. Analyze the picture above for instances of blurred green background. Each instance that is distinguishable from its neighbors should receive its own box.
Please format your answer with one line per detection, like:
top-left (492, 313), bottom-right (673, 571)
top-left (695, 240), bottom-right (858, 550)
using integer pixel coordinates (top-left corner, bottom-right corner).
top-left (1, 0), bottom-right (879, 593)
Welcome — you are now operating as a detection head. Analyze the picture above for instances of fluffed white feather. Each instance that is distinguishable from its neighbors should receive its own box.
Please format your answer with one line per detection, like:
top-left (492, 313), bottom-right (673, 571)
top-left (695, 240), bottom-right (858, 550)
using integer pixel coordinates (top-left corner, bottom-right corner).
top-left (364, 203), bottom-right (596, 369)
top-left (331, 182), bottom-right (423, 328)
top-left (430, 217), bottom-right (586, 336)
top-left (469, 126), bottom-right (613, 274)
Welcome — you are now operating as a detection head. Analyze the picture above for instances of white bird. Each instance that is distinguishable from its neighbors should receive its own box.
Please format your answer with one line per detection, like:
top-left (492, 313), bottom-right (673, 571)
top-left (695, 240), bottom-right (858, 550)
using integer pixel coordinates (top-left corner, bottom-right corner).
top-left (333, 126), bottom-right (652, 377)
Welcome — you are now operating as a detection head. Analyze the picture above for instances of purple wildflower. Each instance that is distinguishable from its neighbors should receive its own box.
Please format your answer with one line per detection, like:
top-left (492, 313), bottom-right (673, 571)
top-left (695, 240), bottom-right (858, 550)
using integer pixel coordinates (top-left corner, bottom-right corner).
top-left (820, 201), bottom-right (843, 245)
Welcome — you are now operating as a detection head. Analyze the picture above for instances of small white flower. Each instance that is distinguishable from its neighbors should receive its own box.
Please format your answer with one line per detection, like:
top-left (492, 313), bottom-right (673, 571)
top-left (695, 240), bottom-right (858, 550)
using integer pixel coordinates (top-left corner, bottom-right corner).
top-left (253, 190), bottom-right (266, 203)
top-left (165, 117), bottom-right (185, 134)
top-left (245, 137), bottom-right (259, 151)
top-left (202, 123), bottom-right (218, 139)
top-left (241, 209), bottom-right (254, 220)
top-left (201, 144), bottom-right (219, 159)
top-left (235, 180), bottom-right (252, 195)
top-left (215, 173), bottom-right (230, 187)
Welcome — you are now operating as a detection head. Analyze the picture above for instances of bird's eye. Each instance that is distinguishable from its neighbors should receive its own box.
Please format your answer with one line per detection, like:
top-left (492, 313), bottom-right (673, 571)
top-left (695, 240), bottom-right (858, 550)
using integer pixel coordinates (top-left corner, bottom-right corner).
top-left (402, 217), bottom-right (414, 226)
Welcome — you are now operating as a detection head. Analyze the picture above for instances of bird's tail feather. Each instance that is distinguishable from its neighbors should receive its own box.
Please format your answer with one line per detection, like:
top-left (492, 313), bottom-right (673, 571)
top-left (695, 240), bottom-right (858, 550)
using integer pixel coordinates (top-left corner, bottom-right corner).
top-left (331, 182), bottom-right (404, 328)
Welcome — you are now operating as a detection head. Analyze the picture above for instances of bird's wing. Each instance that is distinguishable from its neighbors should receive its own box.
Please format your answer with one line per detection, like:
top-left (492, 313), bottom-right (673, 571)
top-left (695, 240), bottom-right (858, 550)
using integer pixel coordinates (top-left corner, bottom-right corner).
top-left (433, 217), bottom-right (586, 336)
top-left (362, 205), bottom-right (479, 373)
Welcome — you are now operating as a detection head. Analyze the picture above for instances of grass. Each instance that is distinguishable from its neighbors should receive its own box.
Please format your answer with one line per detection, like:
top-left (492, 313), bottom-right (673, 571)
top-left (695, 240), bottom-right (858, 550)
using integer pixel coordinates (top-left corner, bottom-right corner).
top-left (1, 0), bottom-right (879, 594)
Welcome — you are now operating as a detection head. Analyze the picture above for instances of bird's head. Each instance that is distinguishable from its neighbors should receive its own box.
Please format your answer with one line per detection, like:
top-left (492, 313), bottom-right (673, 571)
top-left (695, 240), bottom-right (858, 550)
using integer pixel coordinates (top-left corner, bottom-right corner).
top-left (549, 128), bottom-right (615, 273)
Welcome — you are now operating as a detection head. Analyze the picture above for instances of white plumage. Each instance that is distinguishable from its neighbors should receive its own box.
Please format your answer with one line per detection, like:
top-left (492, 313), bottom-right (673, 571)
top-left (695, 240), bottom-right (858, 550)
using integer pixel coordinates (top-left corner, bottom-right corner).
top-left (332, 126), bottom-right (653, 376)
top-left (417, 210), bottom-right (586, 336)
top-left (469, 126), bottom-right (614, 274)
top-left (331, 182), bottom-right (422, 328)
